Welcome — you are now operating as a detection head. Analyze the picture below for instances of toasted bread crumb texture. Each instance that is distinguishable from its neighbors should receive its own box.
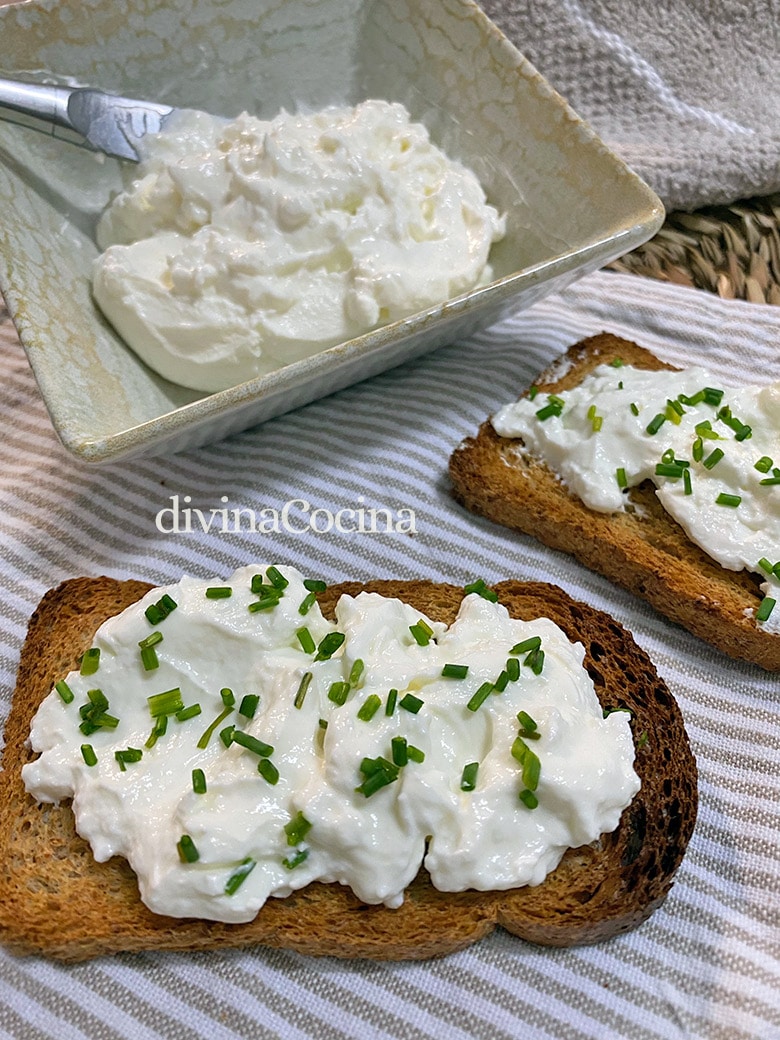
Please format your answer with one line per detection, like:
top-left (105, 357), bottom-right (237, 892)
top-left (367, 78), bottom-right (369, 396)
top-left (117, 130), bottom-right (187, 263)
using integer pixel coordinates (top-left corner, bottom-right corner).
top-left (0, 576), bottom-right (696, 961)
top-left (450, 332), bottom-right (780, 671)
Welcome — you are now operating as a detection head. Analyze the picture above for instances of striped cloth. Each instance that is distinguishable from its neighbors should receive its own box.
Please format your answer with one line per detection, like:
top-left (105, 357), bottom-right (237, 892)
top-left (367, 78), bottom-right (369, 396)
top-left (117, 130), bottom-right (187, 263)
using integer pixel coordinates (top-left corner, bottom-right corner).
top-left (1, 270), bottom-right (779, 1040)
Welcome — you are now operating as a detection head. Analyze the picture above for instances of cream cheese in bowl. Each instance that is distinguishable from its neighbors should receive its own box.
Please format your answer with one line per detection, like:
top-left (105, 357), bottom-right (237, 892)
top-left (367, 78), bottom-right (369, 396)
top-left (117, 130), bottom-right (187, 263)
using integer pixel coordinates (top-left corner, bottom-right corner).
top-left (92, 101), bottom-right (506, 392)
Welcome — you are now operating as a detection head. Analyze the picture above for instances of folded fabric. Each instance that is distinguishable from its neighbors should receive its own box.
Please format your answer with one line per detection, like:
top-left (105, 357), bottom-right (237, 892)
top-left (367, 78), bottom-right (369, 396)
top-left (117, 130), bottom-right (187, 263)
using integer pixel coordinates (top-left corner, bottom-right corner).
top-left (479, 0), bottom-right (780, 212)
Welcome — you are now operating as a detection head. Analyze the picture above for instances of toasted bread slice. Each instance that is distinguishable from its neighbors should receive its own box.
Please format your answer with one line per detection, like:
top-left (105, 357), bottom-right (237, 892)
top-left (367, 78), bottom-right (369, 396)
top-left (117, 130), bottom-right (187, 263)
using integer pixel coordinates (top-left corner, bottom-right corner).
top-left (450, 332), bottom-right (780, 671)
top-left (0, 575), bottom-right (696, 962)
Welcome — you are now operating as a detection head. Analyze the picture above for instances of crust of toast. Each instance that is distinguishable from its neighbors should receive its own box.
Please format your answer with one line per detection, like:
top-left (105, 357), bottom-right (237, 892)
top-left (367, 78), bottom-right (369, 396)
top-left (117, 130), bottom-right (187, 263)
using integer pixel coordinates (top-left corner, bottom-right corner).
top-left (0, 575), bottom-right (697, 962)
top-left (450, 332), bottom-right (780, 671)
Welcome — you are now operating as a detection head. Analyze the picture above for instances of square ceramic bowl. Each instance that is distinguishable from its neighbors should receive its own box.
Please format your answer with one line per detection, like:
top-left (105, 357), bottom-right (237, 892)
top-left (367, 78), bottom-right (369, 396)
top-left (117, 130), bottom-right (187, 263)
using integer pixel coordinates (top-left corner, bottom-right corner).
top-left (0, 0), bottom-right (663, 464)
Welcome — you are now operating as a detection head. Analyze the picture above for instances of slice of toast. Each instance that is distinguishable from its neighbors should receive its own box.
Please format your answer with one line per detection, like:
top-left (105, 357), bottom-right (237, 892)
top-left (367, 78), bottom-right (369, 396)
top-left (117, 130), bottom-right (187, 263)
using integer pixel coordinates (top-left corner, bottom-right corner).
top-left (450, 332), bottom-right (780, 671)
top-left (0, 575), bottom-right (696, 962)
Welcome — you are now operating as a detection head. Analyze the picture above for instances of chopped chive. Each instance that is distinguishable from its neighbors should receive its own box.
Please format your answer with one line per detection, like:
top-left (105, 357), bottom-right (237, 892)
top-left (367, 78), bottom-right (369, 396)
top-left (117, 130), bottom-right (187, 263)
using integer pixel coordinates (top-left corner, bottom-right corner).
top-left (609, 357), bottom-right (624, 368)
top-left (303, 578), bottom-right (327, 593)
top-left (616, 467), bottom-right (628, 489)
top-left (219, 725), bottom-right (235, 747)
top-left (755, 456), bottom-right (774, 473)
top-left (196, 705), bottom-right (232, 750)
top-left (192, 768), bottom-right (207, 793)
top-left (258, 758), bottom-right (280, 785)
top-left (756, 597), bottom-right (776, 623)
top-left (87, 688), bottom-right (109, 709)
top-left (296, 627), bottom-right (316, 654)
top-left (464, 579), bottom-right (498, 602)
top-left (391, 736), bottom-right (408, 767)
top-left (493, 669), bottom-right (509, 693)
top-left (147, 687), bottom-right (184, 718)
top-left (145, 714), bottom-right (168, 748)
top-left (517, 710), bottom-right (538, 735)
top-left (231, 730), bottom-right (274, 757)
top-left (284, 811), bottom-right (312, 846)
top-left (177, 835), bottom-right (199, 863)
top-left (715, 492), bottom-right (741, 507)
top-left (55, 680), bottom-right (74, 704)
top-left (282, 848), bottom-right (309, 870)
top-left (511, 736), bottom-right (541, 790)
top-left (80, 648), bottom-right (100, 676)
top-left (407, 745), bottom-right (425, 764)
top-left (466, 682), bottom-right (494, 712)
top-left (355, 759), bottom-right (399, 797)
top-left (535, 401), bottom-right (562, 421)
top-left (702, 447), bottom-right (725, 470)
top-left (138, 631), bottom-right (163, 650)
top-left (294, 671), bottom-right (313, 709)
top-left (655, 462), bottom-right (686, 478)
top-left (645, 413), bottom-right (666, 435)
top-left (250, 573), bottom-right (265, 593)
top-left (140, 645), bottom-right (159, 671)
top-left (758, 557), bottom-right (775, 574)
top-left (683, 468), bottom-right (692, 495)
top-left (348, 659), bottom-right (365, 686)
top-left (702, 387), bottom-right (724, 406)
top-left (385, 688), bottom-right (398, 715)
top-left (248, 596), bottom-right (280, 613)
top-left (510, 636), bottom-right (541, 655)
top-left (692, 436), bottom-right (704, 462)
top-left (115, 747), bottom-right (143, 771)
top-left (298, 591), bottom-right (317, 615)
top-left (234, 694), bottom-right (257, 719)
top-left (220, 687), bottom-right (235, 707)
top-left (175, 703), bottom-right (202, 722)
top-left (630, 402), bottom-right (640, 416)
top-left (506, 657), bottom-right (520, 681)
top-left (225, 857), bottom-right (256, 894)
top-left (525, 647), bottom-right (545, 675)
top-left (315, 632), bottom-right (345, 660)
top-left (759, 475), bottom-right (780, 486)
top-left (409, 620), bottom-right (434, 646)
top-left (519, 789), bottom-right (539, 809)
top-left (357, 694), bottom-right (382, 721)
top-left (399, 692), bottom-right (423, 714)
top-left (667, 397), bottom-right (684, 417)
top-left (145, 594), bottom-right (177, 625)
top-left (265, 566), bottom-right (289, 590)
top-left (441, 663), bottom-right (469, 679)
top-left (81, 744), bottom-right (97, 767)
top-left (318, 718), bottom-right (328, 730)
top-left (205, 586), bottom-right (232, 599)
top-left (460, 762), bottom-right (479, 791)
top-left (327, 681), bottom-right (351, 706)
top-left (695, 420), bottom-right (719, 440)
top-left (528, 384), bottom-right (539, 400)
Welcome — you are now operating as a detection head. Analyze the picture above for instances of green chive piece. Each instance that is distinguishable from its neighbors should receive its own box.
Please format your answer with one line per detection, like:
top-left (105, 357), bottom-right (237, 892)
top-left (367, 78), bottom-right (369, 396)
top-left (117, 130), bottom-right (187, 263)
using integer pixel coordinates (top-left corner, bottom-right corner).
top-left (236, 694), bottom-right (258, 719)
top-left (258, 758), bottom-right (280, 785)
top-left (616, 467), bottom-right (628, 489)
top-left (703, 388), bottom-right (724, 406)
top-left (755, 456), bottom-right (774, 473)
top-left (759, 476), bottom-right (780, 485)
top-left (511, 737), bottom-right (541, 791)
top-left (535, 395), bottom-right (564, 421)
top-left (284, 811), bottom-right (312, 846)
top-left (328, 681), bottom-right (351, 707)
top-left (145, 594), bottom-right (177, 625)
top-left (517, 710), bottom-right (538, 735)
top-left (282, 848), bottom-right (309, 870)
top-left (177, 835), bottom-right (199, 863)
top-left (460, 762), bottom-right (479, 791)
top-left (441, 663), bottom-right (469, 679)
top-left (357, 694), bottom-right (382, 721)
top-left (519, 789), bottom-right (539, 810)
top-left (175, 703), bottom-right (202, 722)
top-left (220, 688), bottom-right (235, 707)
top-left (192, 768), bottom-right (207, 794)
top-left (115, 747), bottom-right (143, 771)
top-left (391, 736), bottom-right (408, 767)
top-left (303, 578), bottom-right (327, 593)
top-left (55, 680), bottom-right (74, 704)
top-left (409, 620), bottom-right (433, 646)
top-left (147, 687), bottom-right (184, 718)
top-left (692, 436), bottom-right (704, 462)
top-left (298, 591), bottom-right (317, 615)
top-left (510, 636), bottom-right (541, 655)
top-left (348, 659), bottom-right (365, 686)
top-left (266, 566), bottom-right (289, 590)
top-left (225, 857), bottom-right (256, 894)
top-left (81, 744), bottom-right (97, 767)
top-left (294, 672), bottom-right (313, 709)
top-left (609, 357), bottom-right (624, 368)
top-left (248, 597), bottom-right (280, 613)
top-left (464, 578), bottom-right (498, 602)
top-left (407, 745), bottom-right (425, 764)
top-left (466, 682), bottom-right (494, 712)
top-left (655, 462), bottom-right (686, 479)
top-left (385, 688), bottom-right (398, 715)
top-left (145, 714), bottom-right (168, 748)
top-left (694, 420), bottom-right (719, 440)
top-left (205, 586), bottom-right (232, 599)
top-left (315, 632), bottom-right (345, 660)
top-left (355, 757), bottom-right (399, 797)
top-left (219, 725), bottom-right (235, 747)
top-left (525, 647), bottom-right (545, 675)
top-left (493, 669), bottom-right (509, 693)
top-left (399, 692), bottom-right (424, 714)
top-left (715, 492), bottom-right (741, 507)
top-left (702, 447), bottom-right (725, 470)
top-left (645, 413), bottom-right (666, 435)
top-left (140, 645), bottom-right (159, 671)
top-left (683, 468), bottom-right (693, 496)
top-left (630, 402), bottom-right (640, 416)
top-left (230, 730), bottom-right (274, 757)
top-left (758, 557), bottom-right (775, 574)
top-left (138, 631), bottom-right (163, 649)
top-left (506, 657), bottom-right (520, 681)
top-left (756, 597), bottom-right (776, 623)
top-left (296, 627), bottom-right (316, 654)
top-left (197, 705), bottom-right (233, 750)
top-left (80, 647), bottom-right (100, 676)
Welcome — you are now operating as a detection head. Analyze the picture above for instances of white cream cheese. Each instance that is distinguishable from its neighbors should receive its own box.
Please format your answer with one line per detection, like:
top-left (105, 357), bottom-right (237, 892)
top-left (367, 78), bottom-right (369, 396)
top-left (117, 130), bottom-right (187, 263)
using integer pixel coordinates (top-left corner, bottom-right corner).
top-left (492, 363), bottom-right (780, 632)
top-left (22, 565), bottom-right (638, 924)
top-left (92, 101), bottom-right (505, 392)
